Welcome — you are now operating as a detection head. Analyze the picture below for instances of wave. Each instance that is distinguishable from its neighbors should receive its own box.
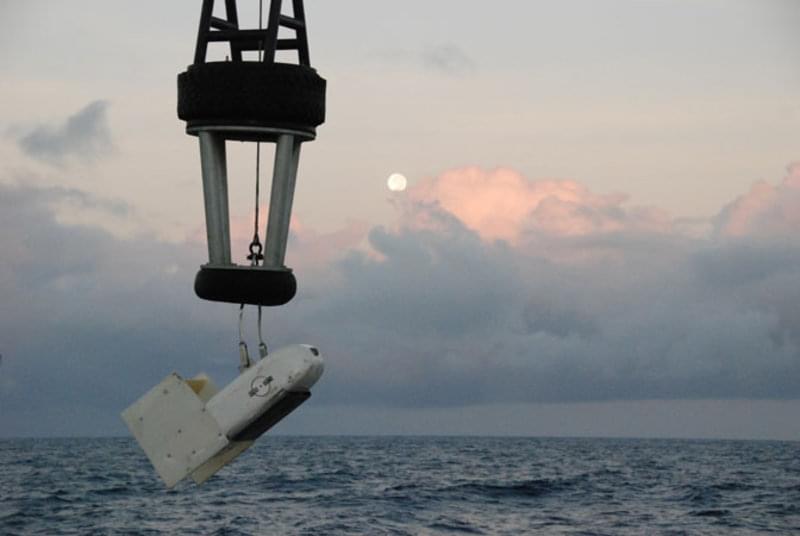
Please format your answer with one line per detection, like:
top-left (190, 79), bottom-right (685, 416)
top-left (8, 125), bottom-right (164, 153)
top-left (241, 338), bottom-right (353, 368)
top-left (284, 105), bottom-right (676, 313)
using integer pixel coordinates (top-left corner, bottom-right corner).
top-left (447, 477), bottom-right (578, 499)
top-left (678, 480), bottom-right (759, 504)
top-left (690, 508), bottom-right (731, 517)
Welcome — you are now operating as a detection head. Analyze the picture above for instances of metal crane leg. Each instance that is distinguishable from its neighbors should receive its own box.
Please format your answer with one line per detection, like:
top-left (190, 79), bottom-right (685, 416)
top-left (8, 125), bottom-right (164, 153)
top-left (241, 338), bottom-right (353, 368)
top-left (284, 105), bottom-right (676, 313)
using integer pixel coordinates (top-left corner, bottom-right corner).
top-left (198, 131), bottom-right (232, 265)
top-left (264, 134), bottom-right (301, 267)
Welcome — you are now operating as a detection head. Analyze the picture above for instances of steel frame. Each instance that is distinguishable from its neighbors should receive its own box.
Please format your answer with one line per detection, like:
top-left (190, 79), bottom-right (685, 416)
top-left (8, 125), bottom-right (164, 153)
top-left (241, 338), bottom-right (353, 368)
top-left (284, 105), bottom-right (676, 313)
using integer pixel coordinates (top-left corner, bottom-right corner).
top-left (193, 0), bottom-right (311, 66)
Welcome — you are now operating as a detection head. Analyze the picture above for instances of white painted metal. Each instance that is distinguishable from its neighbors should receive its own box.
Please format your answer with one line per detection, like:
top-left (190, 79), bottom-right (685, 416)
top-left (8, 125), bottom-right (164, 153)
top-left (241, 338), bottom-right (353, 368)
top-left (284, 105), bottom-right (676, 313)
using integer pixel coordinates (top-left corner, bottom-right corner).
top-left (121, 345), bottom-right (324, 488)
top-left (198, 131), bottom-right (232, 265)
top-left (190, 439), bottom-right (254, 485)
top-left (264, 134), bottom-right (302, 267)
top-left (207, 344), bottom-right (323, 438)
top-left (185, 373), bottom-right (219, 403)
top-left (121, 373), bottom-right (229, 488)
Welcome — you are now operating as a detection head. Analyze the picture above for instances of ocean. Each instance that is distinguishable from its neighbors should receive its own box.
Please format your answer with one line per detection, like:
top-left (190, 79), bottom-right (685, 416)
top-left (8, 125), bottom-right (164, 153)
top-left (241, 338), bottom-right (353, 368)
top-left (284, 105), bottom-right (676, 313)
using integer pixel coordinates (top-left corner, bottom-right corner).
top-left (1, 436), bottom-right (798, 535)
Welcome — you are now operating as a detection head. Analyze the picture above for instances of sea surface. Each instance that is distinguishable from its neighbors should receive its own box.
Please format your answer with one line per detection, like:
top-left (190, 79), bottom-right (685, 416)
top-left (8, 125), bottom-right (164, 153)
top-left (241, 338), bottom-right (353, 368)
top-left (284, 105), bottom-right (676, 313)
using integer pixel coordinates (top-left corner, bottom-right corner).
top-left (1, 436), bottom-right (798, 535)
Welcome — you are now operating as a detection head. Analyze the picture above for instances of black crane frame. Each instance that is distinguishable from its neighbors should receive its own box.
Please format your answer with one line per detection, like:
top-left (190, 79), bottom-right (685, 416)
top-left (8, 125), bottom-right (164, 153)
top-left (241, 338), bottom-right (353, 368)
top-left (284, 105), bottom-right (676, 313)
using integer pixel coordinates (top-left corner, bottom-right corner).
top-left (193, 0), bottom-right (311, 66)
top-left (179, 0), bottom-right (325, 307)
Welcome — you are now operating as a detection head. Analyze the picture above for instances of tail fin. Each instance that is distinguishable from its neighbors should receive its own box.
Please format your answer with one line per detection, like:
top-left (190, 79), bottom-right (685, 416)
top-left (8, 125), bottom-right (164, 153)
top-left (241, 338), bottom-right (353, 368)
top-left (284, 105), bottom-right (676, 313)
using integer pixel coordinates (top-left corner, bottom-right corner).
top-left (121, 373), bottom-right (229, 488)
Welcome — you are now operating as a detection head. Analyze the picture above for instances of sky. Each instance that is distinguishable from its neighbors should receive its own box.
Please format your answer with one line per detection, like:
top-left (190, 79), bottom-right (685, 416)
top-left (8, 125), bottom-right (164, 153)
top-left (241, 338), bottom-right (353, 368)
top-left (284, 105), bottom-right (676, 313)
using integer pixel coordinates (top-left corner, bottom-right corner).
top-left (0, 0), bottom-right (799, 440)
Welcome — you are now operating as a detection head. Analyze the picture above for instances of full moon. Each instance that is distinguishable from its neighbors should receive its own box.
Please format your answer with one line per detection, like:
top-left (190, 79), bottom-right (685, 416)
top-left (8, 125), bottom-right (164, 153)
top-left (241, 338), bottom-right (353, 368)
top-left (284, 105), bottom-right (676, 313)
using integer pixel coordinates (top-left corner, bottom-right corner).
top-left (387, 173), bottom-right (408, 192)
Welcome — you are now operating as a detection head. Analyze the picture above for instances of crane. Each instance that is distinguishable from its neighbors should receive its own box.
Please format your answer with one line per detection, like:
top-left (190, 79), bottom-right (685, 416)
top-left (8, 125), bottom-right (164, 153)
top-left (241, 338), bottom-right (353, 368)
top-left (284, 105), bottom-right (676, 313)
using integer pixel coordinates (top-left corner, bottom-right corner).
top-left (122, 0), bottom-right (327, 488)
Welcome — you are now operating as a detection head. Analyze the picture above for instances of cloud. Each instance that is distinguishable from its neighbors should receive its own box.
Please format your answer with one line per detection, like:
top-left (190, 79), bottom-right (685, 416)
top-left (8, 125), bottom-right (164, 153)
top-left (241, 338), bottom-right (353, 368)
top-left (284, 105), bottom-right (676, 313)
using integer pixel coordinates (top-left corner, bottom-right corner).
top-left (0, 183), bottom-right (221, 420)
top-left (714, 162), bottom-right (800, 239)
top-left (407, 167), bottom-right (670, 244)
top-left (421, 44), bottom-right (476, 75)
top-left (287, 222), bottom-right (799, 407)
top-left (17, 100), bottom-right (113, 165)
top-left (287, 218), bottom-right (371, 283)
top-left (2, 166), bottom-right (800, 437)
top-left (278, 166), bottom-right (800, 407)
top-left (372, 44), bottom-right (476, 76)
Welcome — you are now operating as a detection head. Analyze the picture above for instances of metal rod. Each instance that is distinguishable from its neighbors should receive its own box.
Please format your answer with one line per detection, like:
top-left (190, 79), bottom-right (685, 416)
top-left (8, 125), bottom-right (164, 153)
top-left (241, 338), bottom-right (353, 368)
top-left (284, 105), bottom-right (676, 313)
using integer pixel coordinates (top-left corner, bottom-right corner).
top-left (292, 0), bottom-right (311, 65)
top-left (276, 39), bottom-right (300, 50)
top-left (264, 134), bottom-right (301, 267)
top-left (198, 131), bottom-right (232, 265)
top-left (193, 0), bottom-right (215, 65)
top-left (279, 15), bottom-right (305, 30)
top-left (210, 16), bottom-right (238, 30)
top-left (263, 0), bottom-right (283, 63)
top-left (206, 29), bottom-right (271, 42)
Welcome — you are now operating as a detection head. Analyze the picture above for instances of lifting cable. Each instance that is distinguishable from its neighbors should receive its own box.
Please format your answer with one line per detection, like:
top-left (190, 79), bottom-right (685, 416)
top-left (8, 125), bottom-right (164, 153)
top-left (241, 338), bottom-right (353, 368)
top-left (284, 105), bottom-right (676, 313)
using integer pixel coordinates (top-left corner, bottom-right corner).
top-left (238, 0), bottom-right (269, 372)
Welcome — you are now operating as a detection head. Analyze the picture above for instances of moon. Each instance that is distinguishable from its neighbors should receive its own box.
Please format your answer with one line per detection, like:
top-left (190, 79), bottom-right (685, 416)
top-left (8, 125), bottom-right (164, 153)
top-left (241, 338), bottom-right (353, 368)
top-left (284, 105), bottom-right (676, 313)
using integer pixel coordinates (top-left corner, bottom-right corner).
top-left (387, 173), bottom-right (408, 192)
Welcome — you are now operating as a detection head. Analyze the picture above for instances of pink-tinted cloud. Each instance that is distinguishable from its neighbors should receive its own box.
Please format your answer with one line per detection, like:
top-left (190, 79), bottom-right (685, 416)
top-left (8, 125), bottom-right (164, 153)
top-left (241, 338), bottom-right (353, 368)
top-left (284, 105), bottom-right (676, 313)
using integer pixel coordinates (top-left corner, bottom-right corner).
top-left (188, 163), bottom-right (800, 277)
top-left (184, 205), bottom-right (269, 262)
top-left (188, 167), bottom-right (677, 273)
top-left (407, 167), bottom-right (670, 244)
top-left (288, 217), bottom-right (371, 275)
top-left (716, 163), bottom-right (800, 238)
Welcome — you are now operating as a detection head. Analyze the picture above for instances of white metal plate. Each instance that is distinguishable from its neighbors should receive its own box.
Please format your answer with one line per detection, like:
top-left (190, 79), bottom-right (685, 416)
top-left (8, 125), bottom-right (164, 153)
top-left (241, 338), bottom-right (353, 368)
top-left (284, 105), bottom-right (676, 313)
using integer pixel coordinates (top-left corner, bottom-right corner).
top-left (121, 373), bottom-right (230, 488)
top-left (190, 439), bottom-right (254, 485)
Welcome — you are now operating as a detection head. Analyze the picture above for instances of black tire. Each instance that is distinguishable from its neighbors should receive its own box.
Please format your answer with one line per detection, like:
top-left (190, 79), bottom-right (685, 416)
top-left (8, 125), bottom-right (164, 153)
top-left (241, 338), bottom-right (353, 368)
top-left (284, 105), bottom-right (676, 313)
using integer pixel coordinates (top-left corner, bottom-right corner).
top-left (194, 265), bottom-right (297, 306)
top-left (178, 62), bottom-right (326, 128)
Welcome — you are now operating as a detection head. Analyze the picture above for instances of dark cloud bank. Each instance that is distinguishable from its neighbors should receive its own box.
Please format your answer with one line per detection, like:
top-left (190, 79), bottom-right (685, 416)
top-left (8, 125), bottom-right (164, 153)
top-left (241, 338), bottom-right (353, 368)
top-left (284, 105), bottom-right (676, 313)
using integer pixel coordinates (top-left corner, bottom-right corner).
top-left (0, 166), bottom-right (799, 436)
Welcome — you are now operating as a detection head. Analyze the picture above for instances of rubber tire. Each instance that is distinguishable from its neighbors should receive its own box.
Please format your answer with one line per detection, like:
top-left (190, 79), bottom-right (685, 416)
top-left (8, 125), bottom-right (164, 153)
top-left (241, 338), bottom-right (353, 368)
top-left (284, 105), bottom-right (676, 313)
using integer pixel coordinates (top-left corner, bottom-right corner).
top-left (194, 265), bottom-right (297, 306)
top-left (178, 62), bottom-right (326, 128)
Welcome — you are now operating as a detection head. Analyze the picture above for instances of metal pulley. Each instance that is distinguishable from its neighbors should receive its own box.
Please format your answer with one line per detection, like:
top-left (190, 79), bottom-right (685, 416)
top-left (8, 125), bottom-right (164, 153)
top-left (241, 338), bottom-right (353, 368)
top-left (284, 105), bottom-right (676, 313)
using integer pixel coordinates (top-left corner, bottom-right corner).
top-left (177, 0), bottom-right (326, 306)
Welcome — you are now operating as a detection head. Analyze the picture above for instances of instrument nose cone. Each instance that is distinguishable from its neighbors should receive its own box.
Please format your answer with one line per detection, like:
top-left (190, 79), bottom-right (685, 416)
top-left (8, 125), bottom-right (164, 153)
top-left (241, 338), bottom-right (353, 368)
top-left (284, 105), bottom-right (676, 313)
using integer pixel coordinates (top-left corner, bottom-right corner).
top-left (297, 345), bottom-right (324, 388)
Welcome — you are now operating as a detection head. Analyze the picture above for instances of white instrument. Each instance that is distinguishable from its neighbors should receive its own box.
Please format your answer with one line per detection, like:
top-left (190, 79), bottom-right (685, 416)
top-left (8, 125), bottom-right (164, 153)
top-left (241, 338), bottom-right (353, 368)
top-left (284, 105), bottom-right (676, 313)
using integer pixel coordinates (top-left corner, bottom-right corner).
top-left (122, 344), bottom-right (323, 487)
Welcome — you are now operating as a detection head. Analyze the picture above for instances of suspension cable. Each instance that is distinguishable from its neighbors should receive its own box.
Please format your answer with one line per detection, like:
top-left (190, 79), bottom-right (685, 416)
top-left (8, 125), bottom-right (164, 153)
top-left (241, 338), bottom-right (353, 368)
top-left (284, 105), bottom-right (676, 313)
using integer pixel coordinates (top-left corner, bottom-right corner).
top-left (248, 0), bottom-right (266, 263)
top-left (248, 0), bottom-right (265, 266)
top-left (237, 0), bottom-right (268, 371)
top-left (255, 0), bottom-right (268, 359)
top-left (258, 307), bottom-right (268, 358)
top-left (238, 304), bottom-right (251, 372)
